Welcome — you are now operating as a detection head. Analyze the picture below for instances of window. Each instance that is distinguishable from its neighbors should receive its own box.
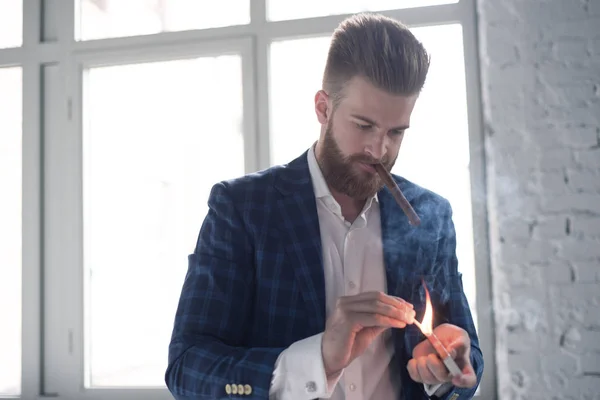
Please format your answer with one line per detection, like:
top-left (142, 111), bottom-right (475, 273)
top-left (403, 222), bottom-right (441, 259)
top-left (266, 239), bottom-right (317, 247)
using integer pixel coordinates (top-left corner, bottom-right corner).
top-left (2, 0), bottom-right (493, 398)
top-left (268, 24), bottom-right (477, 322)
top-left (83, 56), bottom-right (244, 387)
top-left (269, 37), bottom-right (331, 166)
top-left (0, 1), bottom-right (23, 48)
top-left (77, 0), bottom-right (250, 41)
top-left (0, 67), bottom-right (22, 397)
top-left (267, 0), bottom-right (459, 21)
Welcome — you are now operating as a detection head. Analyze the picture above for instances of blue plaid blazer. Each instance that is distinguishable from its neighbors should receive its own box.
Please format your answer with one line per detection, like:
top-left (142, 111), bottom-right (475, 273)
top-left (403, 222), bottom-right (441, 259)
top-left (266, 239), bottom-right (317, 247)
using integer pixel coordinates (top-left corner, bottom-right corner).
top-left (166, 151), bottom-right (483, 400)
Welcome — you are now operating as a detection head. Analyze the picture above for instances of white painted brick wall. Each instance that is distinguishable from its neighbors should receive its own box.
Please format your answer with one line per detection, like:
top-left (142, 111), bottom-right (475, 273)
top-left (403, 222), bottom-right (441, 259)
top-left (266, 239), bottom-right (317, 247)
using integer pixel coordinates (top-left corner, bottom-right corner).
top-left (478, 0), bottom-right (600, 398)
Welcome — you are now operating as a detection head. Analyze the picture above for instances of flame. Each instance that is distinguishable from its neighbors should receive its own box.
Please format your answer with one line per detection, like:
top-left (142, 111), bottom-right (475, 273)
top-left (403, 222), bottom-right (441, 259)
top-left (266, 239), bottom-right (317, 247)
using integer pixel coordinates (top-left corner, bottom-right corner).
top-left (420, 281), bottom-right (433, 336)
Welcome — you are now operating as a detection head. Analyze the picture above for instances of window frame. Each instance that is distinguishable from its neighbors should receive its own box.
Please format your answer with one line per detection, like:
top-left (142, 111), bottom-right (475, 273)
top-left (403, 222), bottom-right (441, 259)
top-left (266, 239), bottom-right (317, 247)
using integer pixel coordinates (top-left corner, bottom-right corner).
top-left (0, 0), bottom-right (496, 398)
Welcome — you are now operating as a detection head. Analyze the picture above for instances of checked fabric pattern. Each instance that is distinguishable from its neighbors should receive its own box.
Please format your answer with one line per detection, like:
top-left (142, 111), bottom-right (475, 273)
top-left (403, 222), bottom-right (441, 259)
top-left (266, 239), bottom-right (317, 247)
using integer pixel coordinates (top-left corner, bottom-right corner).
top-left (165, 151), bottom-right (483, 400)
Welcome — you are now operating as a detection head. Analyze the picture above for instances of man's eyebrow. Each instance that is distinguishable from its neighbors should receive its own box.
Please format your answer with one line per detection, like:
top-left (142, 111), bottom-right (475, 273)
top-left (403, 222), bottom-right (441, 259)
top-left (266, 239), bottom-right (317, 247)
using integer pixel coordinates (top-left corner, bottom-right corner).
top-left (351, 114), bottom-right (409, 131)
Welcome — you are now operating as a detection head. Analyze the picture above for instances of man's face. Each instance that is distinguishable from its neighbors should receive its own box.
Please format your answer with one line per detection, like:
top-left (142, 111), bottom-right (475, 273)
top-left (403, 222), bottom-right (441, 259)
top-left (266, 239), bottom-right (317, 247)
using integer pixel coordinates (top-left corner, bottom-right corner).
top-left (316, 76), bottom-right (418, 200)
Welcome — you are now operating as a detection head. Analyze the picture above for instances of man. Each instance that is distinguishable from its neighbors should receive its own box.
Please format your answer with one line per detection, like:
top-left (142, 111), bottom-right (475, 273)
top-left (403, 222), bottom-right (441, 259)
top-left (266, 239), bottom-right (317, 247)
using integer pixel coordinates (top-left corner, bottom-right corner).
top-left (166, 12), bottom-right (483, 400)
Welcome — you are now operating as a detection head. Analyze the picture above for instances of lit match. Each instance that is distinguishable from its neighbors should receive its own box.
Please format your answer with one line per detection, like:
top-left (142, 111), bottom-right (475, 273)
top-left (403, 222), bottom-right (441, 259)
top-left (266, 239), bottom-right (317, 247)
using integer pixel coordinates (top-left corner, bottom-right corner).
top-left (413, 282), bottom-right (462, 377)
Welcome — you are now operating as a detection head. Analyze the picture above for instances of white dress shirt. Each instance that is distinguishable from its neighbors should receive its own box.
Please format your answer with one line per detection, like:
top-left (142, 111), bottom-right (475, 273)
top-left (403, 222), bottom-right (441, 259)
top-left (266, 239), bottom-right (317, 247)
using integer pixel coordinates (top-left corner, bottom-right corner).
top-left (269, 146), bottom-right (445, 399)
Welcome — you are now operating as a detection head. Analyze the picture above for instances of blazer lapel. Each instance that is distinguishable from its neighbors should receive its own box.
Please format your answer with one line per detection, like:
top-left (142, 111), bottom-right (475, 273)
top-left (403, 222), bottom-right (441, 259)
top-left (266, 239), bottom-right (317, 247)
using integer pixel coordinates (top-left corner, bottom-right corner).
top-left (274, 152), bottom-right (326, 334)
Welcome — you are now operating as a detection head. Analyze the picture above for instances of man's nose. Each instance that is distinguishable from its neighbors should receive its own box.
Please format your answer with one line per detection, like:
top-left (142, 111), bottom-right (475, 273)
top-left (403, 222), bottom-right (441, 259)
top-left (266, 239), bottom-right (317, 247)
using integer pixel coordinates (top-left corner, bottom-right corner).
top-left (364, 135), bottom-right (388, 161)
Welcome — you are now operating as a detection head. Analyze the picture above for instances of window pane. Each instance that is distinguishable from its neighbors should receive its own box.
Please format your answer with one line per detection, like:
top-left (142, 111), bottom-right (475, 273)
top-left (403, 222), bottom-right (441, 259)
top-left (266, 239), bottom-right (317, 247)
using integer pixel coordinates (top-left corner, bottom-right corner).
top-left (267, 0), bottom-right (458, 22)
top-left (268, 25), bottom-right (477, 317)
top-left (0, 0), bottom-right (23, 48)
top-left (0, 67), bottom-right (22, 396)
top-left (269, 37), bottom-right (330, 166)
top-left (83, 56), bottom-right (244, 387)
top-left (77, 0), bottom-right (250, 41)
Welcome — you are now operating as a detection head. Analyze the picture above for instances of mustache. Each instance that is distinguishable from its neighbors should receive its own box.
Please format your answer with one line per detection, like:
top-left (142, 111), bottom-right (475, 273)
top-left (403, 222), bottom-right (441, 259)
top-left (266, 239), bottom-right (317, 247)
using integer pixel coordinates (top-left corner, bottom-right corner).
top-left (349, 154), bottom-right (391, 165)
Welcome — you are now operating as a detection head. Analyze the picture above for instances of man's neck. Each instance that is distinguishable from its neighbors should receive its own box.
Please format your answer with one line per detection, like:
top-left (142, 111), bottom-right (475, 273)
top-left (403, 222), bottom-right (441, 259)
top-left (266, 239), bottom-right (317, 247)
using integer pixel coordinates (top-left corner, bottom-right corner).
top-left (330, 188), bottom-right (366, 223)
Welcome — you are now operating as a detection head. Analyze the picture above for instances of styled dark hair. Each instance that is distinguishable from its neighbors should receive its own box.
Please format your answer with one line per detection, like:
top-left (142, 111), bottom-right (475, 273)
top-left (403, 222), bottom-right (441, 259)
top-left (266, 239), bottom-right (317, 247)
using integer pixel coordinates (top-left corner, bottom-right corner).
top-left (323, 13), bottom-right (431, 106)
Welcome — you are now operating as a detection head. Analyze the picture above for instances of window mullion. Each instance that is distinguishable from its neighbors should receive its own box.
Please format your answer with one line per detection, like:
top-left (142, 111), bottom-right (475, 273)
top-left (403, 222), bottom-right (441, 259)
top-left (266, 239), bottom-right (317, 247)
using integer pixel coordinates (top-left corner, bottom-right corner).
top-left (460, 0), bottom-right (497, 397)
top-left (21, 61), bottom-right (42, 400)
top-left (21, 0), bottom-right (44, 397)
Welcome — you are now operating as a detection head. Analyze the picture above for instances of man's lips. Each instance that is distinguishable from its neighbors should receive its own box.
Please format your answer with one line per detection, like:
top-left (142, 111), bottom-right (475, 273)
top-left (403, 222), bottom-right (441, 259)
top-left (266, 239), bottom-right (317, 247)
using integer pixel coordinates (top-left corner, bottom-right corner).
top-left (357, 162), bottom-right (377, 173)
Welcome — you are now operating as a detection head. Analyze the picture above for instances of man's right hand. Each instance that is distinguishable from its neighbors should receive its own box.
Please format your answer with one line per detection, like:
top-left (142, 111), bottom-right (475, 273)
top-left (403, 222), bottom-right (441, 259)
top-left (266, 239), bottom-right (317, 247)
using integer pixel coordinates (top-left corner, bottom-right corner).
top-left (321, 291), bottom-right (415, 377)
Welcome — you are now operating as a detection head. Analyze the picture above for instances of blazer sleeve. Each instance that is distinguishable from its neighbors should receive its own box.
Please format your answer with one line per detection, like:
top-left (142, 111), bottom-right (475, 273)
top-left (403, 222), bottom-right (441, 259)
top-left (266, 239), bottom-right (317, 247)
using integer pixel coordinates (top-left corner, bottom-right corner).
top-left (165, 182), bottom-right (285, 399)
top-left (433, 200), bottom-right (484, 400)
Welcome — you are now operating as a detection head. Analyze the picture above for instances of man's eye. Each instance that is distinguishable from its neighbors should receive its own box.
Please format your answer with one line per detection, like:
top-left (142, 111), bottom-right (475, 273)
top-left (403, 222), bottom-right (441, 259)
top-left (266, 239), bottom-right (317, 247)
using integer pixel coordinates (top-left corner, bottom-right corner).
top-left (356, 123), bottom-right (372, 130)
top-left (391, 129), bottom-right (405, 136)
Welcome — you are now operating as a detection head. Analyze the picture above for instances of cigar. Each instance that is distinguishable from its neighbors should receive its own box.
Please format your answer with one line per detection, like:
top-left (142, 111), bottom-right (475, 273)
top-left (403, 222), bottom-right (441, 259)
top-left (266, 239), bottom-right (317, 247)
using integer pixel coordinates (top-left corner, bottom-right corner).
top-left (373, 163), bottom-right (421, 226)
top-left (413, 320), bottom-right (462, 376)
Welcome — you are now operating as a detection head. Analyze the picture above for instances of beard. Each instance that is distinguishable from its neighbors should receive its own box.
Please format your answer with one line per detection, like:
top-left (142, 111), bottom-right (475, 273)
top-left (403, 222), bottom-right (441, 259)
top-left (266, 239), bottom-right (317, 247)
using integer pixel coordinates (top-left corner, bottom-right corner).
top-left (317, 119), bottom-right (396, 200)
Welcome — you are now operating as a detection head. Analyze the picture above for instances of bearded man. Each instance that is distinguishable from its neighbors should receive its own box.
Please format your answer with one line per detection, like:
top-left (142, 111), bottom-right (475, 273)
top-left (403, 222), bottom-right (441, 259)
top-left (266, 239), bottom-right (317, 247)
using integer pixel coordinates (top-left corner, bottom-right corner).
top-left (166, 12), bottom-right (483, 400)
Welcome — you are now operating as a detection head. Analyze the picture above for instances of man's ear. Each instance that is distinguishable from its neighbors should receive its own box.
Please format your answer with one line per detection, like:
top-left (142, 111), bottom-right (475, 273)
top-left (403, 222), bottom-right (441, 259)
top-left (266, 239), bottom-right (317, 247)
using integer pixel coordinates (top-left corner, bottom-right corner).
top-left (314, 90), bottom-right (330, 124)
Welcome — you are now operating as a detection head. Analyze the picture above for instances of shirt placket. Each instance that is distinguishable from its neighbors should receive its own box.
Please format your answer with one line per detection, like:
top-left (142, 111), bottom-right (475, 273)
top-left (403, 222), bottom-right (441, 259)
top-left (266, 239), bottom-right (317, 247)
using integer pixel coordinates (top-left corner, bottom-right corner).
top-left (343, 224), bottom-right (364, 400)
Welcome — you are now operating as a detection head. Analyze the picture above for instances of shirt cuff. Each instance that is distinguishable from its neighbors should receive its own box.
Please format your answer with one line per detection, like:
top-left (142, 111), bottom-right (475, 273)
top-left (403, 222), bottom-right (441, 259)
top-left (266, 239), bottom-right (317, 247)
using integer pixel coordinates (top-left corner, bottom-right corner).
top-left (424, 382), bottom-right (453, 397)
top-left (269, 333), bottom-right (343, 399)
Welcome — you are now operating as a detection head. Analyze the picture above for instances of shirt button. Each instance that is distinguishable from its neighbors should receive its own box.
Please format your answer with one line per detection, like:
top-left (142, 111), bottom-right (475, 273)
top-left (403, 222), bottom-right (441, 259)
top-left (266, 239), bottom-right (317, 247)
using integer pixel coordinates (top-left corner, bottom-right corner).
top-left (349, 383), bottom-right (356, 391)
top-left (348, 281), bottom-right (356, 289)
top-left (306, 381), bottom-right (317, 393)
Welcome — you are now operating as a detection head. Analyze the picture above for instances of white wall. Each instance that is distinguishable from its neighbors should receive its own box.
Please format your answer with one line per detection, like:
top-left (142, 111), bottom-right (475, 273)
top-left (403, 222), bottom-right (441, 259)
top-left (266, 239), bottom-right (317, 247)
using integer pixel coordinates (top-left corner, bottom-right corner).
top-left (478, 0), bottom-right (600, 398)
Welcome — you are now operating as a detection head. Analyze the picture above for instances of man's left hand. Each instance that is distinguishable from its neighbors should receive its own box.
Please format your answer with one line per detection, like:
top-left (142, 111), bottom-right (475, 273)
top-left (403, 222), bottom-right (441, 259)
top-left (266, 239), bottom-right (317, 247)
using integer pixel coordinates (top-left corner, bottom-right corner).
top-left (407, 323), bottom-right (477, 388)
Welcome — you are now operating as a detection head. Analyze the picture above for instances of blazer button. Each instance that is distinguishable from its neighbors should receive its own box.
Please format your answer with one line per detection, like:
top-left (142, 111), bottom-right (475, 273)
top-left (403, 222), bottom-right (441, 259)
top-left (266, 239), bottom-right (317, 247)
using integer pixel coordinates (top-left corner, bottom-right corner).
top-left (225, 384), bottom-right (232, 394)
top-left (305, 381), bottom-right (317, 393)
top-left (237, 384), bottom-right (244, 395)
top-left (232, 384), bottom-right (238, 394)
top-left (244, 384), bottom-right (252, 395)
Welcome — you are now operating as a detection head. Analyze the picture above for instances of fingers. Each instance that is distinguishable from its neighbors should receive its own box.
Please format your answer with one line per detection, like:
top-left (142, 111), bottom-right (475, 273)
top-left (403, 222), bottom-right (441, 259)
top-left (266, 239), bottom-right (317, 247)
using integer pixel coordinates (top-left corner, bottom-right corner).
top-left (407, 355), bottom-right (448, 385)
top-left (417, 354), bottom-right (448, 385)
top-left (416, 355), bottom-right (438, 385)
top-left (343, 291), bottom-right (413, 310)
top-left (446, 335), bottom-right (469, 357)
top-left (426, 354), bottom-right (450, 382)
top-left (410, 354), bottom-right (477, 388)
top-left (342, 300), bottom-right (415, 325)
top-left (407, 359), bottom-right (420, 383)
top-left (411, 337), bottom-right (435, 359)
top-left (338, 291), bottom-right (416, 324)
top-left (350, 311), bottom-right (407, 329)
top-left (444, 333), bottom-right (476, 387)
top-left (451, 361), bottom-right (477, 388)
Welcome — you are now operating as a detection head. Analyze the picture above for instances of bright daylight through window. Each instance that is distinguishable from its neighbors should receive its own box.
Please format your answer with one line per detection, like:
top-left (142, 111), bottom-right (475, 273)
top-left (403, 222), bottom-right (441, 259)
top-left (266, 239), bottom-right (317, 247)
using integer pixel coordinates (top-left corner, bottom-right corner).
top-left (267, 0), bottom-right (459, 21)
top-left (83, 56), bottom-right (243, 387)
top-left (0, 67), bottom-right (23, 397)
top-left (77, 0), bottom-right (250, 40)
top-left (0, 0), bottom-right (22, 48)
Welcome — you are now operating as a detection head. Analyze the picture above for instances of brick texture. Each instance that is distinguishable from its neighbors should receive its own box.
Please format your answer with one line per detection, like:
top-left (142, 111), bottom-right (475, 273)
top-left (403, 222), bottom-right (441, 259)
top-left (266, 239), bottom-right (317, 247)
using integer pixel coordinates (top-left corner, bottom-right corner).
top-left (478, 0), bottom-right (600, 398)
